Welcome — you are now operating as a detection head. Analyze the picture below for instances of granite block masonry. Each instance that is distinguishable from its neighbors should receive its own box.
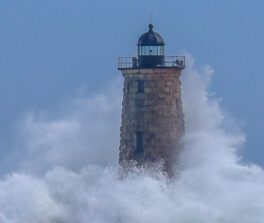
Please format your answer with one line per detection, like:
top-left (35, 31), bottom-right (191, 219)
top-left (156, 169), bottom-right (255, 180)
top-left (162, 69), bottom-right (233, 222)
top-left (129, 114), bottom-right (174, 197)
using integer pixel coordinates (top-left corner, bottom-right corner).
top-left (119, 68), bottom-right (184, 175)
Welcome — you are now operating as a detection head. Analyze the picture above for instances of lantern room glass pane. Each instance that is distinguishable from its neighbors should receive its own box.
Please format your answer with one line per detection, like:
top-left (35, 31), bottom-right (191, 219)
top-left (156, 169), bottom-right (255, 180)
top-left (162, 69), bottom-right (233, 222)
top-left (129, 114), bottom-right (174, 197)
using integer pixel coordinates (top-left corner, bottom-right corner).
top-left (138, 46), bottom-right (164, 56)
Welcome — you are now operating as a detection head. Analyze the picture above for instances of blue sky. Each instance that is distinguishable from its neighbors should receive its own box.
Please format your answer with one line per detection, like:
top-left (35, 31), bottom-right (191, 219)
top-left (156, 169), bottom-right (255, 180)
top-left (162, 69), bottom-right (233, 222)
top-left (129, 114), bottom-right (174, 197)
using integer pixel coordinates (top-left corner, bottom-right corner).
top-left (0, 0), bottom-right (263, 167)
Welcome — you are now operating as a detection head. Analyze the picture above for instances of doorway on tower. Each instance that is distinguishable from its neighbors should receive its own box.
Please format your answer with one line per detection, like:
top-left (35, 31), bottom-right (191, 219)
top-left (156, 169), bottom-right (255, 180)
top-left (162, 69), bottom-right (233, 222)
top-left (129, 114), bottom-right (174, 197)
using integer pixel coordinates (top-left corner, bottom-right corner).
top-left (135, 132), bottom-right (143, 153)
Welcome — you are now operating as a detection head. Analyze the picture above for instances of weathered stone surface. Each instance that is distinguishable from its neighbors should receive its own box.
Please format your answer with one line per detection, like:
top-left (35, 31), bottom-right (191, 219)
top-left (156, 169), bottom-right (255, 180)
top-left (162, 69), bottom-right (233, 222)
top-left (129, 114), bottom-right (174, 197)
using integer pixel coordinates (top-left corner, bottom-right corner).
top-left (119, 68), bottom-right (184, 175)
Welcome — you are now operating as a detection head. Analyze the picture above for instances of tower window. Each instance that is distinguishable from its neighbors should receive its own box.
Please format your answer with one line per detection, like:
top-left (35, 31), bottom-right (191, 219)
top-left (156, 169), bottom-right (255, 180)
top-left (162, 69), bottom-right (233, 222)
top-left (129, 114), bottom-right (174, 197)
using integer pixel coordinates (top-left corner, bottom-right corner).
top-left (136, 132), bottom-right (143, 153)
top-left (176, 99), bottom-right (180, 113)
top-left (138, 80), bottom-right (144, 93)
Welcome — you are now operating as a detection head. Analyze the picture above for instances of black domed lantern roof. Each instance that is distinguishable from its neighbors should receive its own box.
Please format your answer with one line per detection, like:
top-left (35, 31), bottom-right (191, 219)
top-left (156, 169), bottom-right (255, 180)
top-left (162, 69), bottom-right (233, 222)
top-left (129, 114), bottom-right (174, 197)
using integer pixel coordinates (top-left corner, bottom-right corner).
top-left (138, 24), bottom-right (165, 46)
top-left (137, 24), bottom-right (165, 68)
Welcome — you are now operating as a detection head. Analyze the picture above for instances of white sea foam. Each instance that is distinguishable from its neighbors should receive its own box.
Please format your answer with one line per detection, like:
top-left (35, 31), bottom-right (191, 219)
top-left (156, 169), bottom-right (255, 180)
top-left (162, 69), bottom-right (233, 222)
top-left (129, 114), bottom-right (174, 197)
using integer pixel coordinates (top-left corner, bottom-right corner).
top-left (0, 56), bottom-right (263, 223)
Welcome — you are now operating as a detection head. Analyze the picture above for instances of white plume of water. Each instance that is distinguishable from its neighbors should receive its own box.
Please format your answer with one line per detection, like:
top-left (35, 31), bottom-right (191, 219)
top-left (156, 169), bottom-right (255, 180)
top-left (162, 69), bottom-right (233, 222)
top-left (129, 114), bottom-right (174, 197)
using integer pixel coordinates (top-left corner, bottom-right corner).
top-left (0, 56), bottom-right (263, 223)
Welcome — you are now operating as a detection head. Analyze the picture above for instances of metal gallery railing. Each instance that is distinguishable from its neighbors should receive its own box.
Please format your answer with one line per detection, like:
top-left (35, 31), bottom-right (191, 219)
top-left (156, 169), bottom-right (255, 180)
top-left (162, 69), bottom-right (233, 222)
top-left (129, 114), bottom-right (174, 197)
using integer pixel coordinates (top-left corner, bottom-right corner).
top-left (118, 56), bottom-right (185, 69)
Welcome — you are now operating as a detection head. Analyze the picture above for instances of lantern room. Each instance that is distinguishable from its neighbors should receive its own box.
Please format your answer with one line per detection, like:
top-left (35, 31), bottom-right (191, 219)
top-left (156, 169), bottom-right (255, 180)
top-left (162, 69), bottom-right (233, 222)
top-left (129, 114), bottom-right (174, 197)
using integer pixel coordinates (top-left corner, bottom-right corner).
top-left (137, 23), bottom-right (165, 68)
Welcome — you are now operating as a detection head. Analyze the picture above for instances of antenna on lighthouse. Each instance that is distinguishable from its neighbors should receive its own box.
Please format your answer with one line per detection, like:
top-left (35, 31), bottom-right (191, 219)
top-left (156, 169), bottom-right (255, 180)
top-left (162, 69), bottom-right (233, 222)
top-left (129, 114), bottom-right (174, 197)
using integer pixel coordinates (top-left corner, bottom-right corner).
top-left (150, 11), bottom-right (152, 24)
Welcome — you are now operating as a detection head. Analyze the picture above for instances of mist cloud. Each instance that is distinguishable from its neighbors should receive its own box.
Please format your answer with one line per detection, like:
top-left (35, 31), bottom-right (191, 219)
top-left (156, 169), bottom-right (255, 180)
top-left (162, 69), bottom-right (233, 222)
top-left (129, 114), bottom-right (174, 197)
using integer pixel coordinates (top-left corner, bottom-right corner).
top-left (3, 79), bottom-right (122, 175)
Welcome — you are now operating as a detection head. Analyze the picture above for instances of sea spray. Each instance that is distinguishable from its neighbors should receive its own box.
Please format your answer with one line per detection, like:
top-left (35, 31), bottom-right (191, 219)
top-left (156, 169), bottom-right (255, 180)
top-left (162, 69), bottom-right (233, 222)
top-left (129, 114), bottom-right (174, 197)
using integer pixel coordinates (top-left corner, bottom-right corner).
top-left (0, 56), bottom-right (263, 223)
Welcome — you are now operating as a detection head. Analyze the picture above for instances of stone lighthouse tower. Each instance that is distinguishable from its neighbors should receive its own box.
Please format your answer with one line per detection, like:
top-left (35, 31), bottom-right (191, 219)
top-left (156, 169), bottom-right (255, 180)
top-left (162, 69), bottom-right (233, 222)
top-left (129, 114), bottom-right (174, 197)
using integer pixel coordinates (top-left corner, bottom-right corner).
top-left (118, 24), bottom-right (185, 175)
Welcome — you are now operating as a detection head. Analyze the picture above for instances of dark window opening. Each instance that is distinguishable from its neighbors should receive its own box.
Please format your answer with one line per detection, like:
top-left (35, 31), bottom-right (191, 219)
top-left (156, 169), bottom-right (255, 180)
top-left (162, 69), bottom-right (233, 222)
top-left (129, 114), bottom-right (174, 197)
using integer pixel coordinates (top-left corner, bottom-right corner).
top-left (176, 99), bottom-right (180, 113)
top-left (136, 132), bottom-right (143, 153)
top-left (138, 80), bottom-right (144, 93)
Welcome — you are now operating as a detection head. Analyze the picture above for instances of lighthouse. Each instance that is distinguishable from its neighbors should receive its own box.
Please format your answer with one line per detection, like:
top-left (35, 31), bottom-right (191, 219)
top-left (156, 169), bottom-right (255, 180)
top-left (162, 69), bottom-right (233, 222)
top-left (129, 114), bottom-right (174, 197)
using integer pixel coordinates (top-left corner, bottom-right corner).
top-left (118, 24), bottom-right (185, 175)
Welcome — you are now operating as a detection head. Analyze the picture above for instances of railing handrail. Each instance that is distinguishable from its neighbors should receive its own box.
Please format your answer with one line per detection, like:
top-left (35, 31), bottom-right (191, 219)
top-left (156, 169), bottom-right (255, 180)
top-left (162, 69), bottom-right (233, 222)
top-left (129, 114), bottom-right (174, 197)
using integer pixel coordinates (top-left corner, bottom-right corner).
top-left (118, 56), bottom-right (185, 69)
